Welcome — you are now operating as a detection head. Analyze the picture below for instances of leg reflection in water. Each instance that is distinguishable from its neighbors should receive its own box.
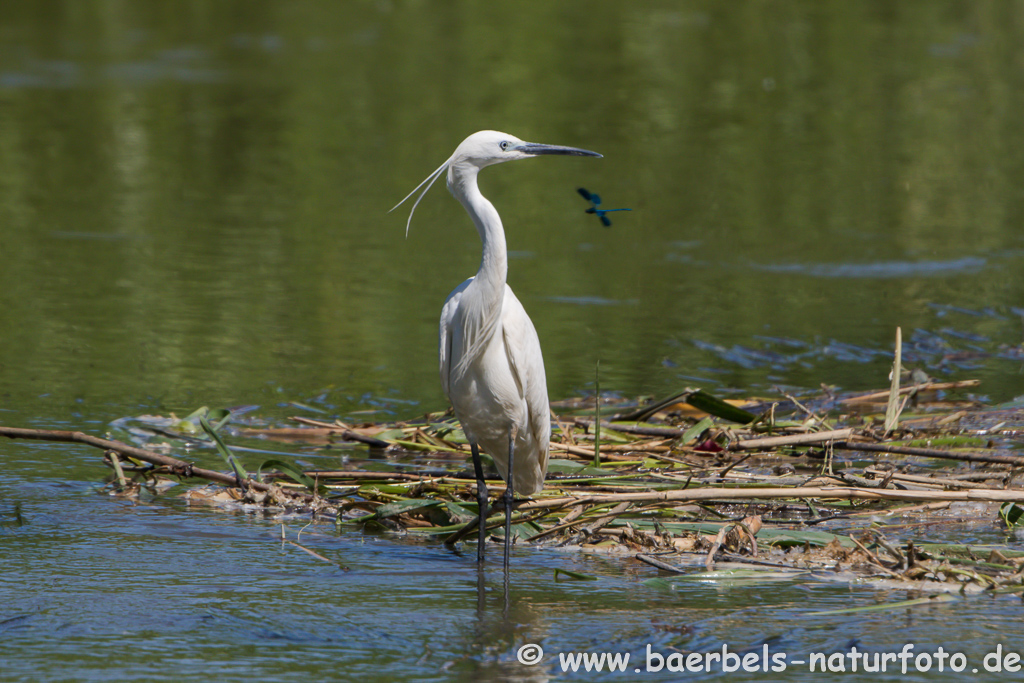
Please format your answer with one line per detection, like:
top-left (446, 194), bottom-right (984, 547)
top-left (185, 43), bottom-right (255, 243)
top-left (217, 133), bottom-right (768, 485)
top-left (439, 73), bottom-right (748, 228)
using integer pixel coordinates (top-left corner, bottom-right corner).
top-left (473, 564), bottom-right (511, 620)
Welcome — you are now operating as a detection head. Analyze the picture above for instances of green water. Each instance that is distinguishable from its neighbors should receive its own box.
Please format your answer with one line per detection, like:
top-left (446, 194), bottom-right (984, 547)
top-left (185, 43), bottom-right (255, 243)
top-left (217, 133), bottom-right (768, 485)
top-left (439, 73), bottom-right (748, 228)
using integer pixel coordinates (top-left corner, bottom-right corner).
top-left (3, 2), bottom-right (1024, 681)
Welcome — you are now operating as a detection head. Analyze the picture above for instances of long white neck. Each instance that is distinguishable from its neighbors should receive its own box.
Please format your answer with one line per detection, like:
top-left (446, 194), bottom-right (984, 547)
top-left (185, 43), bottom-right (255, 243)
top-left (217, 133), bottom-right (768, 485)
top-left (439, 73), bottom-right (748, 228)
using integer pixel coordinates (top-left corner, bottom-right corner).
top-left (448, 163), bottom-right (507, 294)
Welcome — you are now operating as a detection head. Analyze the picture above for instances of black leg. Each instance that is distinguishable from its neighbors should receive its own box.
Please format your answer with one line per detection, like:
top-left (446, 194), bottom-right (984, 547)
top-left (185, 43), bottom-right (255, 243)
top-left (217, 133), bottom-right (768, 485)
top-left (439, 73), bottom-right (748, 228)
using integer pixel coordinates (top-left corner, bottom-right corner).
top-left (502, 425), bottom-right (518, 572)
top-left (502, 567), bottom-right (510, 618)
top-left (470, 442), bottom-right (488, 564)
top-left (476, 563), bottom-right (487, 617)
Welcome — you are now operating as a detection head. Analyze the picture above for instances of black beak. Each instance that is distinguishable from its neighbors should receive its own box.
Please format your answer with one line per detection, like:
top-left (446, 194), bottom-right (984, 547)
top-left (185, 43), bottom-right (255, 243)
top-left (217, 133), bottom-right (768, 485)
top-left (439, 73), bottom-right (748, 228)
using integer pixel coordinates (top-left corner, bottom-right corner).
top-left (514, 142), bottom-right (603, 158)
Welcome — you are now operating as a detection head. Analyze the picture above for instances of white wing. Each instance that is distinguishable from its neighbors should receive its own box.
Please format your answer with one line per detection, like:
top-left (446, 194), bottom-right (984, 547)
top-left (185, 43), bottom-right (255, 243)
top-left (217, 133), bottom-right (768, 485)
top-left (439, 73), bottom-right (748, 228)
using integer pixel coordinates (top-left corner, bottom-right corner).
top-left (499, 287), bottom-right (551, 494)
top-left (439, 278), bottom-right (473, 401)
top-left (439, 279), bottom-right (550, 496)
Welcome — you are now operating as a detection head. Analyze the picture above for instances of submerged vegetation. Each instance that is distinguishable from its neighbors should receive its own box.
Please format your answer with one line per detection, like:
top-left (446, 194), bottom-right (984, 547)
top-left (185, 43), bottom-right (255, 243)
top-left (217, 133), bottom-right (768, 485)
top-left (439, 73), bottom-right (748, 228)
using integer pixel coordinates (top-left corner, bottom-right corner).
top-left (4, 352), bottom-right (1024, 598)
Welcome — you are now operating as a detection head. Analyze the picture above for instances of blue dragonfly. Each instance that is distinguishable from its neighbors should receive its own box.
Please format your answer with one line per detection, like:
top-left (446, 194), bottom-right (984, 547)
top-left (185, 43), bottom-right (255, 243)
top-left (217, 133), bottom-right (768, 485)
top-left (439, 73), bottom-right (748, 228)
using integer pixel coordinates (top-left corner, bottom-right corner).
top-left (577, 187), bottom-right (631, 227)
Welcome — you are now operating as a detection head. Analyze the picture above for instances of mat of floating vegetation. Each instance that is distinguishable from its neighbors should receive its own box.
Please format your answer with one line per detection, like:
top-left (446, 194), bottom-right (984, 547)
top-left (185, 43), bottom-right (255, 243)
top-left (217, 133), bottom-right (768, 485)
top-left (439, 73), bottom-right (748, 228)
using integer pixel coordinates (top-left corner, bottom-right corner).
top-left (4, 378), bottom-right (1024, 592)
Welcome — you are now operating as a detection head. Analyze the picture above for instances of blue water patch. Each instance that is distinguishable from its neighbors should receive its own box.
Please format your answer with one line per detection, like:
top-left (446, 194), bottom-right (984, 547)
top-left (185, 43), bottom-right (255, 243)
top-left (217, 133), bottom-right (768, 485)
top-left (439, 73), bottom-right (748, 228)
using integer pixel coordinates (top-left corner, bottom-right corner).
top-left (928, 303), bottom-right (1010, 319)
top-left (683, 311), bottom-right (1020, 388)
top-left (545, 296), bottom-right (636, 306)
top-left (748, 256), bottom-right (987, 278)
top-left (0, 55), bottom-right (226, 90)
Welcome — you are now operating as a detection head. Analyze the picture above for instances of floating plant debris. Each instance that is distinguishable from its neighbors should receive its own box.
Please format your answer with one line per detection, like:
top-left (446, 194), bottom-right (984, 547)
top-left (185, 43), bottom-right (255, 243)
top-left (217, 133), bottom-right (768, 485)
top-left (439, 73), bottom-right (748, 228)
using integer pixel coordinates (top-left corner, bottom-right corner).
top-left (4, 370), bottom-right (1024, 592)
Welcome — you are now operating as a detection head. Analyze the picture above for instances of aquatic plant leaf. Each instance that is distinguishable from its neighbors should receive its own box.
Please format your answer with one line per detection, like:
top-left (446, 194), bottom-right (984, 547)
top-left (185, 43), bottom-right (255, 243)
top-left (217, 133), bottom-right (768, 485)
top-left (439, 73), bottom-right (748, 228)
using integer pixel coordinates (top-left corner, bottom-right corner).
top-left (668, 569), bottom-right (806, 584)
top-left (257, 459), bottom-right (328, 496)
top-left (547, 459), bottom-right (612, 476)
top-left (199, 414), bottom-right (248, 481)
top-left (759, 529), bottom-right (855, 548)
top-left (375, 499), bottom-right (442, 518)
top-left (182, 406), bottom-right (209, 421)
top-left (477, 451), bottom-right (497, 472)
top-left (436, 427), bottom-right (468, 443)
top-left (681, 416), bottom-right (714, 445)
top-left (807, 593), bottom-right (957, 616)
top-left (174, 407), bottom-right (208, 434)
top-left (1000, 502), bottom-right (1024, 528)
top-left (176, 406), bottom-right (232, 435)
top-left (509, 521), bottom-right (543, 539)
top-left (443, 501), bottom-right (476, 523)
top-left (609, 390), bottom-right (692, 422)
top-left (546, 458), bottom-right (588, 469)
top-left (389, 439), bottom-right (451, 452)
top-left (903, 435), bottom-right (988, 448)
top-left (591, 426), bottom-right (632, 443)
top-left (916, 543), bottom-right (1024, 559)
top-left (554, 568), bottom-right (598, 581)
top-left (374, 429), bottom-right (407, 442)
top-left (685, 390), bottom-right (757, 424)
top-left (208, 409), bottom-right (232, 429)
top-left (642, 577), bottom-right (676, 591)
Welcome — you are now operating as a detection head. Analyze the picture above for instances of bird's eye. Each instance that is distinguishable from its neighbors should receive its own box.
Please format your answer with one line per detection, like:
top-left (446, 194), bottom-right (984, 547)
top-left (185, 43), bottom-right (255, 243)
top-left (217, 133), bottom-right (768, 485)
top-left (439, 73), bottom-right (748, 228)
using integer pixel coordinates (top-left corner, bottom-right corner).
top-left (499, 140), bottom-right (509, 151)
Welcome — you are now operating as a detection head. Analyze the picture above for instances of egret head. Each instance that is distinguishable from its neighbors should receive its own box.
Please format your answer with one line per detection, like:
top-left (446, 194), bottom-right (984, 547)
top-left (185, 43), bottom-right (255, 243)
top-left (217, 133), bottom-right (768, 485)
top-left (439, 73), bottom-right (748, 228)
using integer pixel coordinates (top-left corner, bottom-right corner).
top-left (451, 130), bottom-right (602, 169)
top-left (391, 130), bottom-right (601, 236)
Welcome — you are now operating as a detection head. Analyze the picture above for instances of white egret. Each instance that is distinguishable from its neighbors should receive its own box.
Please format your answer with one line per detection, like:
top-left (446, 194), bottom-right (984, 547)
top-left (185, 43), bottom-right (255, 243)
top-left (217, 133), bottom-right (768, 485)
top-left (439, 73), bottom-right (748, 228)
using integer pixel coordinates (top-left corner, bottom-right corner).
top-left (392, 130), bottom-right (601, 567)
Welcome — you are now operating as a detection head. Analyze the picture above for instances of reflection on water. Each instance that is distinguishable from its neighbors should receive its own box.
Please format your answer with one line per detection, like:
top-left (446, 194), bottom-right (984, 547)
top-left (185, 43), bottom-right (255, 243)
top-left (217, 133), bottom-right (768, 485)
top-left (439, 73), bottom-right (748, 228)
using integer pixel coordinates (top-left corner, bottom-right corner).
top-left (3, 2), bottom-right (1024, 680)
top-left (6, 472), bottom-right (1022, 682)
top-left (749, 256), bottom-right (988, 278)
top-left (1, 2), bottom-right (1024, 411)
top-left (0, 54), bottom-right (226, 89)
top-left (688, 311), bottom-right (1024, 391)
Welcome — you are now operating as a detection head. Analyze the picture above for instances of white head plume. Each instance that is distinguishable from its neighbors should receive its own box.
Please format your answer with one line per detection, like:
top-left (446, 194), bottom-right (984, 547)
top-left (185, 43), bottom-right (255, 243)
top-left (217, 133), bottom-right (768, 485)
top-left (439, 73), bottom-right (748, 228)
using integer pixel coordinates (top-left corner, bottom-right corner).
top-left (389, 156), bottom-right (452, 238)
